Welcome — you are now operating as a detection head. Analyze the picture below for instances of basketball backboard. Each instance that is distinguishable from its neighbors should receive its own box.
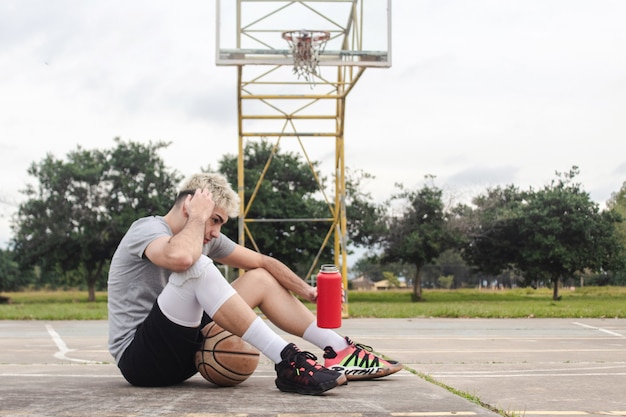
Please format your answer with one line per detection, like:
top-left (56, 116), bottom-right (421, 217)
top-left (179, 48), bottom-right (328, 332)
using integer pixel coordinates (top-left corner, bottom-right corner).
top-left (216, 0), bottom-right (391, 67)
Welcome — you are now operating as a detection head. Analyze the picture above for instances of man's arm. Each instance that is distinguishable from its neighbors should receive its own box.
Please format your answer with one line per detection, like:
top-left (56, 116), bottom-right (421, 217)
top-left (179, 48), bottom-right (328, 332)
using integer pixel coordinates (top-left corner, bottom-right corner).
top-left (215, 245), bottom-right (317, 303)
top-left (144, 190), bottom-right (214, 272)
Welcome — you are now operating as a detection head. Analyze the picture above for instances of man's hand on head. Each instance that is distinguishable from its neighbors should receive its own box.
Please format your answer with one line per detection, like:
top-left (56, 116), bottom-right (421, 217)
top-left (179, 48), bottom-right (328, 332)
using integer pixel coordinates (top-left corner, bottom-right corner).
top-left (184, 189), bottom-right (215, 223)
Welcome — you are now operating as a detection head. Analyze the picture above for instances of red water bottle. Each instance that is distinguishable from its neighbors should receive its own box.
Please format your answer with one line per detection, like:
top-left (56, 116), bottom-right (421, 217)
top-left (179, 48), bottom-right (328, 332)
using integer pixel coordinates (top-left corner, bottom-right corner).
top-left (316, 264), bottom-right (343, 329)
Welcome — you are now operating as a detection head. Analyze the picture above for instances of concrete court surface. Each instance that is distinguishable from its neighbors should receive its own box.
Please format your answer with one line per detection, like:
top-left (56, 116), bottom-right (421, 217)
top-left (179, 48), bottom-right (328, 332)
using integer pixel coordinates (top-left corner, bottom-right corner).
top-left (1, 318), bottom-right (626, 417)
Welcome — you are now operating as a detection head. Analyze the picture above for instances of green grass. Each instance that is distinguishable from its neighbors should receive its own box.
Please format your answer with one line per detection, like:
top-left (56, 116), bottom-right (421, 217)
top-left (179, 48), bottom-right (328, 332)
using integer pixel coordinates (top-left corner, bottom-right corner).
top-left (1, 287), bottom-right (625, 320)
top-left (336, 286), bottom-right (626, 319)
top-left (0, 290), bottom-right (108, 320)
top-left (346, 287), bottom-right (626, 318)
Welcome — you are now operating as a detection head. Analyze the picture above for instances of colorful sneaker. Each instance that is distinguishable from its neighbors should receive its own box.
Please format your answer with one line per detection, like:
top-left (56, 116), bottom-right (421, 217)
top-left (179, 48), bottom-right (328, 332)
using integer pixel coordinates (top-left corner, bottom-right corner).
top-left (275, 343), bottom-right (347, 395)
top-left (323, 337), bottom-right (404, 380)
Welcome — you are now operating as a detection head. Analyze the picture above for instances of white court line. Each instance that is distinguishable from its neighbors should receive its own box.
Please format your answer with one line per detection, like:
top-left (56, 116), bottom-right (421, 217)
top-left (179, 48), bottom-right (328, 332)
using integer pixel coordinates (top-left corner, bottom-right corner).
top-left (431, 372), bottom-right (626, 378)
top-left (391, 413), bottom-right (477, 416)
top-left (45, 324), bottom-right (99, 364)
top-left (392, 413), bottom-right (626, 417)
top-left (519, 412), bottom-right (626, 416)
top-left (572, 322), bottom-right (625, 337)
top-left (1, 370), bottom-right (415, 379)
top-left (431, 364), bottom-right (626, 376)
top-left (0, 373), bottom-right (121, 378)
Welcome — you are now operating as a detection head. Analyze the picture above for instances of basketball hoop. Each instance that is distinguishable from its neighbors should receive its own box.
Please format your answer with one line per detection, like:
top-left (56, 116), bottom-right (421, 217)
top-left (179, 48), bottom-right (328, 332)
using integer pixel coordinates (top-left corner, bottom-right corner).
top-left (282, 30), bottom-right (330, 83)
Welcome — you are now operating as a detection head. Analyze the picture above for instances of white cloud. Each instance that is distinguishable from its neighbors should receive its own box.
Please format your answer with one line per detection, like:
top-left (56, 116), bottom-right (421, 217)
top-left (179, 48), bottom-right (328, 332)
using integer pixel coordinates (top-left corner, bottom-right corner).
top-left (1, 0), bottom-right (626, 248)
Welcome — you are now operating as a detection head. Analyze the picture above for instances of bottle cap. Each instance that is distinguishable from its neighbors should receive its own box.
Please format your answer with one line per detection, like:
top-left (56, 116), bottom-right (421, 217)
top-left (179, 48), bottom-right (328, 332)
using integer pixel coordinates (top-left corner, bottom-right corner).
top-left (319, 264), bottom-right (339, 273)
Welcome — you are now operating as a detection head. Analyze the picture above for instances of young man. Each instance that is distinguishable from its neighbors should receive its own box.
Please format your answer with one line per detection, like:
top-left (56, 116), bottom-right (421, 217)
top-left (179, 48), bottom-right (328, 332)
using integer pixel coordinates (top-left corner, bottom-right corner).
top-left (107, 173), bottom-right (402, 395)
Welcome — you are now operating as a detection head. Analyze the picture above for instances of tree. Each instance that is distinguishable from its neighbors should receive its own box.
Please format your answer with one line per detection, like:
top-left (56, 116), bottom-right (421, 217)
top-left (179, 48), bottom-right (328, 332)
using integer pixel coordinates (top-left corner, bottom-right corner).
top-left (104, 139), bottom-right (182, 243)
top-left (0, 248), bottom-right (33, 299)
top-left (380, 176), bottom-right (458, 301)
top-left (216, 141), bottom-right (331, 277)
top-left (460, 167), bottom-right (624, 300)
top-left (344, 168), bottom-right (388, 248)
top-left (216, 140), bottom-right (381, 279)
top-left (516, 168), bottom-right (623, 300)
top-left (605, 181), bottom-right (626, 285)
top-left (437, 274), bottom-right (454, 289)
top-left (382, 271), bottom-right (402, 288)
top-left (607, 181), bottom-right (626, 248)
top-left (426, 249), bottom-right (472, 289)
top-left (11, 138), bottom-right (181, 300)
top-left (459, 185), bottom-right (526, 277)
top-left (350, 253), bottom-right (416, 288)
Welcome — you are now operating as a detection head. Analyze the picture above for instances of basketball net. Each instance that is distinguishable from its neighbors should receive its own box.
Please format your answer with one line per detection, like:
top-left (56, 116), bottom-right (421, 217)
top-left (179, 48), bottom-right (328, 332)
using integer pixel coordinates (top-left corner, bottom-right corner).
top-left (282, 30), bottom-right (330, 84)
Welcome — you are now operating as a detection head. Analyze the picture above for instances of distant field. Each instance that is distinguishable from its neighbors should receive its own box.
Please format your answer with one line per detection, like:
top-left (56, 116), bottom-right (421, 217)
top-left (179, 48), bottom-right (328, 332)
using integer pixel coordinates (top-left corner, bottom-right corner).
top-left (1, 287), bottom-right (625, 320)
top-left (346, 287), bottom-right (626, 319)
top-left (0, 291), bottom-right (108, 320)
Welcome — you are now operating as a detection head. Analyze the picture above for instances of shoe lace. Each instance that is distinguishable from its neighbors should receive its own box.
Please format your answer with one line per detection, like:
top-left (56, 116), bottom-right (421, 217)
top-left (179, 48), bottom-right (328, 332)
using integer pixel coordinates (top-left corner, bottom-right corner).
top-left (346, 337), bottom-right (374, 353)
top-left (292, 351), bottom-right (323, 373)
top-left (345, 337), bottom-right (380, 367)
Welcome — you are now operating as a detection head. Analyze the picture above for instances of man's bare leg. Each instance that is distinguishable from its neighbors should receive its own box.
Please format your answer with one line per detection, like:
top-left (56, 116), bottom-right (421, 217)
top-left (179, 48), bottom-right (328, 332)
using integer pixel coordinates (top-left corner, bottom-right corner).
top-left (231, 268), bottom-right (316, 337)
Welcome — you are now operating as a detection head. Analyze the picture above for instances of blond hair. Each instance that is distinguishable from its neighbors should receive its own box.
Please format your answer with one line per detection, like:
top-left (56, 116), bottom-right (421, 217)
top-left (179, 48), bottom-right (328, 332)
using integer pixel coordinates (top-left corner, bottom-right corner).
top-left (178, 173), bottom-right (240, 218)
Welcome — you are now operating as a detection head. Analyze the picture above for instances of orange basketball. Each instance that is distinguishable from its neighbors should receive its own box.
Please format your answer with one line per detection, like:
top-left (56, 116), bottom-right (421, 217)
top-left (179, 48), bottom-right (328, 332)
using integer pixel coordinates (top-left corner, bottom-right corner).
top-left (195, 322), bottom-right (260, 387)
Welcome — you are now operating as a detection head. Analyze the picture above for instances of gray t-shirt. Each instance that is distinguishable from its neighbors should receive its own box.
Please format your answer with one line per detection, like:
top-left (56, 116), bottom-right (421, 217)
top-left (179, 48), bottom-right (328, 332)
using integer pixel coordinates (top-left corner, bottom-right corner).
top-left (107, 215), bottom-right (237, 363)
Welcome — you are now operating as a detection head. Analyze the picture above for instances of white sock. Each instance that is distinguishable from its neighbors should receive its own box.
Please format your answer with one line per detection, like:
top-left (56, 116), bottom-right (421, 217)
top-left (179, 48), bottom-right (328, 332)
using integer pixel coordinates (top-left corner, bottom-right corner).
top-left (302, 321), bottom-right (349, 352)
top-left (242, 316), bottom-right (288, 364)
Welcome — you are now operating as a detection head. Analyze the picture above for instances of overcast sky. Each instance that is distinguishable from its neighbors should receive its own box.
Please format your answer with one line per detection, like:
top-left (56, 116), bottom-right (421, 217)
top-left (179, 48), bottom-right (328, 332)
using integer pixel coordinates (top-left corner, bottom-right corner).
top-left (1, 1), bottom-right (626, 249)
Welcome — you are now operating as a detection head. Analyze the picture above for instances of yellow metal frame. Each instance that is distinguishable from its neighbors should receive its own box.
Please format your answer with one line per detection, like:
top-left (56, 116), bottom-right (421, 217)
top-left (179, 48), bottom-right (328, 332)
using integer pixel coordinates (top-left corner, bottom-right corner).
top-left (228, 0), bottom-right (386, 316)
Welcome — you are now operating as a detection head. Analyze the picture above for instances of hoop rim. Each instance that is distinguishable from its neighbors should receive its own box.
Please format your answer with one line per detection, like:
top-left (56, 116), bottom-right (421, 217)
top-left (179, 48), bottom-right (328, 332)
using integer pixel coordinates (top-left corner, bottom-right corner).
top-left (282, 30), bottom-right (330, 43)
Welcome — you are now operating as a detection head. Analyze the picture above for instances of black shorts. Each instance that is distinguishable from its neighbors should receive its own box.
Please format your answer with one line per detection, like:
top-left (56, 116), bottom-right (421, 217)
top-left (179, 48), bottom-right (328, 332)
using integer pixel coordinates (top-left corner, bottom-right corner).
top-left (118, 302), bottom-right (212, 387)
